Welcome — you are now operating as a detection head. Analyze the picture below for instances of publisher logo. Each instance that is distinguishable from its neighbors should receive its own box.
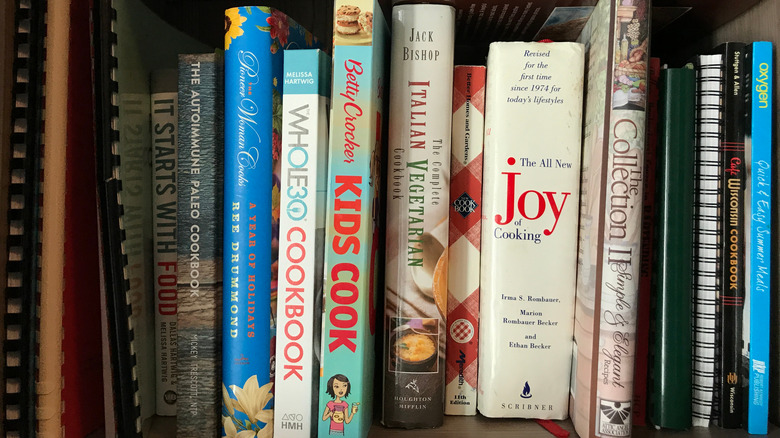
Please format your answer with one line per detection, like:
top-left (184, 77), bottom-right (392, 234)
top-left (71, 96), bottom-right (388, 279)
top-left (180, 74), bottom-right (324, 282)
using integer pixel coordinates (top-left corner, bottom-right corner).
top-left (598, 399), bottom-right (631, 436)
top-left (520, 382), bottom-right (532, 399)
top-left (280, 413), bottom-right (304, 431)
top-left (164, 390), bottom-right (177, 405)
top-left (449, 319), bottom-right (474, 343)
top-left (453, 192), bottom-right (478, 218)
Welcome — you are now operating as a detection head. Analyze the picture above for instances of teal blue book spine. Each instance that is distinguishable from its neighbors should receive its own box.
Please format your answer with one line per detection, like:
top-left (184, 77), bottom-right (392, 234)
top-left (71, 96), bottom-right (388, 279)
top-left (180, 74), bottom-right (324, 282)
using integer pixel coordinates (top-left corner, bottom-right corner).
top-left (745, 41), bottom-right (772, 435)
top-left (177, 52), bottom-right (224, 437)
top-left (274, 48), bottom-right (331, 437)
top-left (318, 1), bottom-right (389, 437)
top-left (222, 7), bottom-right (317, 437)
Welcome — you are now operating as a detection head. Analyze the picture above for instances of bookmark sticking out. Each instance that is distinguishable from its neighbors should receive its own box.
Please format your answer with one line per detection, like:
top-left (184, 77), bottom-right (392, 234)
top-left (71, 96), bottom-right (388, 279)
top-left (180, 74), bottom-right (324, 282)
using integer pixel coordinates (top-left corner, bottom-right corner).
top-left (535, 419), bottom-right (570, 438)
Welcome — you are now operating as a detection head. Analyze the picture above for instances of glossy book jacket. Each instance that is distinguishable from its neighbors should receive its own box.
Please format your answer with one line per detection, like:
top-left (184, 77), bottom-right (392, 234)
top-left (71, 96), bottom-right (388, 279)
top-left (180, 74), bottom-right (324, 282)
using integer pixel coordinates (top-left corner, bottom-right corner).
top-left (381, 3), bottom-right (455, 429)
top-left (274, 48), bottom-right (330, 437)
top-left (222, 6), bottom-right (317, 437)
top-left (318, 0), bottom-right (388, 436)
top-left (478, 41), bottom-right (584, 420)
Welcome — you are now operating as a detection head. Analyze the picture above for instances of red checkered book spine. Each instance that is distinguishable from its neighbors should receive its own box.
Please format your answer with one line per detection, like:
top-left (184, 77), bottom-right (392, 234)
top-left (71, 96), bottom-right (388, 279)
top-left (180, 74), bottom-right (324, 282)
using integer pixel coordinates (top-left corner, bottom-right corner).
top-left (445, 65), bottom-right (486, 415)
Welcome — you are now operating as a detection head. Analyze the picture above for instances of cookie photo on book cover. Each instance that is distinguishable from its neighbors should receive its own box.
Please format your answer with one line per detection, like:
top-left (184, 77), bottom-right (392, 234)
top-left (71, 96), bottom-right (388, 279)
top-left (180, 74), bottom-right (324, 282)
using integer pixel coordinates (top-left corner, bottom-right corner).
top-left (333, 0), bottom-right (374, 46)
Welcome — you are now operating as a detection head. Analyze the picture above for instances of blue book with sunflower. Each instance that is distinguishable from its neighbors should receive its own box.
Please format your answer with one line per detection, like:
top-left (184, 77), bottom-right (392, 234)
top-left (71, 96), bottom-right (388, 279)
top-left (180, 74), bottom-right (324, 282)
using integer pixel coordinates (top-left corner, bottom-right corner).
top-left (222, 7), bottom-right (317, 437)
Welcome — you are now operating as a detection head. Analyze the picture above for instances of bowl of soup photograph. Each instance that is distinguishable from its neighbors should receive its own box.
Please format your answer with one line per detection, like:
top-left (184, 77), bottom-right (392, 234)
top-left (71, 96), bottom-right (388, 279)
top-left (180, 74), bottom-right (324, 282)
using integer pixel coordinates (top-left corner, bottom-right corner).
top-left (390, 328), bottom-right (438, 373)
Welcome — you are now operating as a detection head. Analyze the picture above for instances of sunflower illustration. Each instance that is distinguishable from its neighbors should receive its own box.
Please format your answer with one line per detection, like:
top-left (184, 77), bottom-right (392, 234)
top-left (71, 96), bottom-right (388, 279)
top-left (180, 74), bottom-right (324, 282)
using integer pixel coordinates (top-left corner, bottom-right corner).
top-left (225, 8), bottom-right (248, 50)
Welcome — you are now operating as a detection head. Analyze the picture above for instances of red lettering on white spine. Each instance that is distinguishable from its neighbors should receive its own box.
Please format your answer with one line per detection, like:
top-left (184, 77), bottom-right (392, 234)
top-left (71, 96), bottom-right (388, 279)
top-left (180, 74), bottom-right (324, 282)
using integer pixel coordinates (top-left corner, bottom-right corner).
top-left (157, 261), bottom-right (177, 314)
top-left (281, 226), bottom-right (307, 380)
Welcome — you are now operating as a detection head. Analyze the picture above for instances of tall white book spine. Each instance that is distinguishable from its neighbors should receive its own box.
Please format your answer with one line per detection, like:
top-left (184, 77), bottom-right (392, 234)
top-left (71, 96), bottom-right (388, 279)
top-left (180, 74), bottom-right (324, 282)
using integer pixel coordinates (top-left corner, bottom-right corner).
top-left (382, 3), bottom-right (455, 428)
top-left (151, 69), bottom-right (179, 416)
top-left (478, 42), bottom-right (584, 419)
top-left (274, 49), bottom-right (330, 437)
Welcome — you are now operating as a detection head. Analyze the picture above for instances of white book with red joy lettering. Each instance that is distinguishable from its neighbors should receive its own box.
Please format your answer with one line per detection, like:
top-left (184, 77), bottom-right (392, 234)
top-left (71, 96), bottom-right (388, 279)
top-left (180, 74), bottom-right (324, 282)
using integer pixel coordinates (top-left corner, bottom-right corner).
top-left (478, 41), bottom-right (584, 419)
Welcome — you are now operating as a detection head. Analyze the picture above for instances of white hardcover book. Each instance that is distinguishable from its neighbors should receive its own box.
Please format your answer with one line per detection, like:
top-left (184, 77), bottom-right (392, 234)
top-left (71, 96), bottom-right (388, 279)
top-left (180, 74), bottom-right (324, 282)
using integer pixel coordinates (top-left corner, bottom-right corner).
top-left (151, 69), bottom-right (178, 416)
top-left (274, 49), bottom-right (330, 437)
top-left (478, 42), bottom-right (584, 419)
top-left (382, 3), bottom-right (455, 428)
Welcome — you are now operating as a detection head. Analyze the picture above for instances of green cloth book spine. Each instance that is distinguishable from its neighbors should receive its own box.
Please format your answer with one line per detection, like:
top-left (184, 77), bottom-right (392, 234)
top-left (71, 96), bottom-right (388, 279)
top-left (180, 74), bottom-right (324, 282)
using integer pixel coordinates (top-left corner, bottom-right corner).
top-left (649, 67), bottom-right (696, 430)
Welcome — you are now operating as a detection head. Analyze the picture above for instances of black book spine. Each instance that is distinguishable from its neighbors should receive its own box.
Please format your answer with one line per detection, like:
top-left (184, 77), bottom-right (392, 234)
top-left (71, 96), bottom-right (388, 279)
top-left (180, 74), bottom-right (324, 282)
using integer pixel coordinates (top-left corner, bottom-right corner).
top-left (717, 41), bottom-right (747, 429)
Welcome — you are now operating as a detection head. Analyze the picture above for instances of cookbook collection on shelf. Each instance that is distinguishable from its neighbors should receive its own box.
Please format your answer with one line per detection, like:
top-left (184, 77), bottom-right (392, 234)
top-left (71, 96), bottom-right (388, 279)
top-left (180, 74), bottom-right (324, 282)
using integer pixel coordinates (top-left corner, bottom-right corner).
top-left (0, 0), bottom-right (776, 437)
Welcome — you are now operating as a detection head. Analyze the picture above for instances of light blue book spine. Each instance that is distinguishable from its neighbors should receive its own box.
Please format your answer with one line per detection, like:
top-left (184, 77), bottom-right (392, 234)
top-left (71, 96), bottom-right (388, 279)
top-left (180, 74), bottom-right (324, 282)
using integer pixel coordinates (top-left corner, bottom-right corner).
top-left (747, 41), bottom-right (772, 435)
top-left (222, 7), bottom-right (317, 437)
top-left (318, 1), bottom-right (389, 437)
top-left (274, 48), bottom-right (331, 437)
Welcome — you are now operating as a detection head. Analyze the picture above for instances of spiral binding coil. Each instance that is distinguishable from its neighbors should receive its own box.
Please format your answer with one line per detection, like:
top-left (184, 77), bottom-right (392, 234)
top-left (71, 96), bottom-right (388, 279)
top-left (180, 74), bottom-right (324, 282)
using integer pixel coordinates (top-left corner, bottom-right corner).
top-left (3, 0), bottom-right (46, 435)
top-left (92, 0), bottom-right (142, 435)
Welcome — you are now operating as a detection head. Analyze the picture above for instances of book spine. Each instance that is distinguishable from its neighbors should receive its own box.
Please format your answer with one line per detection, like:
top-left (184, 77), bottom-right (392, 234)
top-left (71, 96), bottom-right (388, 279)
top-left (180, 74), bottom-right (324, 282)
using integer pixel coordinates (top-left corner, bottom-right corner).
top-left (37, 0), bottom-right (71, 433)
top-left (274, 49), bottom-right (330, 437)
top-left (444, 65), bottom-right (485, 416)
top-left (222, 7), bottom-right (317, 437)
top-left (632, 57), bottom-right (660, 427)
top-left (648, 67), bottom-right (696, 430)
top-left (151, 69), bottom-right (179, 416)
top-left (478, 41), bottom-right (584, 420)
top-left (718, 42), bottom-right (747, 429)
top-left (745, 41), bottom-right (772, 435)
top-left (570, 1), bottom-right (616, 433)
top-left (570, 0), bottom-right (650, 435)
top-left (176, 53), bottom-right (224, 437)
top-left (381, 4), bottom-right (454, 428)
top-left (692, 53), bottom-right (724, 427)
top-left (222, 12), bottom-right (275, 424)
top-left (318, 1), bottom-right (387, 436)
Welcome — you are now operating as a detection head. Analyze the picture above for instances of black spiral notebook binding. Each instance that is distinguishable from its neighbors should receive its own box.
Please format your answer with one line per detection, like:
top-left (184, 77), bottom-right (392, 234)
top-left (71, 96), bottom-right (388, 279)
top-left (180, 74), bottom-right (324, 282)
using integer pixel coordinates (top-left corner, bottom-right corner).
top-left (3, 0), bottom-right (46, 436)
top-left (92, 0), bottom-right (143, 435)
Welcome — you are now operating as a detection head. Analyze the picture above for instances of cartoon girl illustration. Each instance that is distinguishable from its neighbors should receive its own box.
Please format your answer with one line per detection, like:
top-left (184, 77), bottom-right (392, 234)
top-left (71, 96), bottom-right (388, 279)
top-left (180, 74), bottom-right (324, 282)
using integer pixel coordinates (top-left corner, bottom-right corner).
top-left (322, 374), bottom-right (359, 435)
